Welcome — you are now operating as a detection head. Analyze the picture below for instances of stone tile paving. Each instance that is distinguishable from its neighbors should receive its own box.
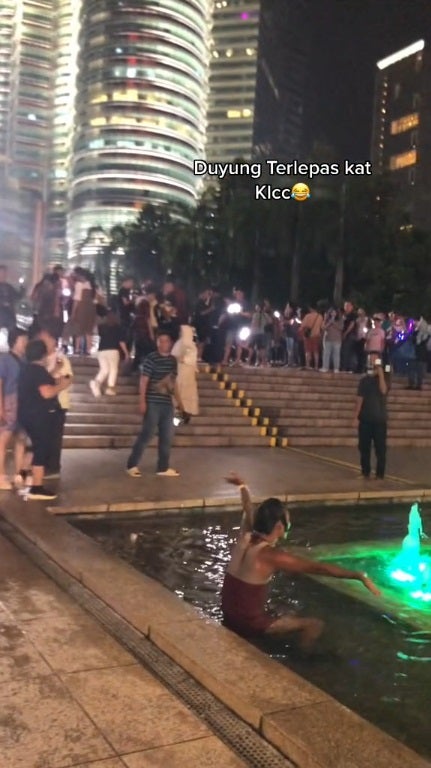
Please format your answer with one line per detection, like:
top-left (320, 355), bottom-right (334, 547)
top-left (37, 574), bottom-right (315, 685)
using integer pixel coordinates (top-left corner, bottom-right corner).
top-left (0, 534), bottom-right (249, 768)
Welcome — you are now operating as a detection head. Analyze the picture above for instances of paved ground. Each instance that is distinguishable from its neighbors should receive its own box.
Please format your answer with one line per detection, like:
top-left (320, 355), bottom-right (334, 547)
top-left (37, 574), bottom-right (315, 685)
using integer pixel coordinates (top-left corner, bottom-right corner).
top-left (0, 532), bottom-right (249, 768)
top-left (31, 445), bottom-right (431, 511)
top-left (2, 445), bottom-right (431, 767)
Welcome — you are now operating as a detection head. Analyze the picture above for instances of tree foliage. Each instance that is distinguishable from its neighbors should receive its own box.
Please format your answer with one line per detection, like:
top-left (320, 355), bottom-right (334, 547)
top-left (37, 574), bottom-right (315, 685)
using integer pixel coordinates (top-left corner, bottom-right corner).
top-left (88, 168), bottom-right (431, 314)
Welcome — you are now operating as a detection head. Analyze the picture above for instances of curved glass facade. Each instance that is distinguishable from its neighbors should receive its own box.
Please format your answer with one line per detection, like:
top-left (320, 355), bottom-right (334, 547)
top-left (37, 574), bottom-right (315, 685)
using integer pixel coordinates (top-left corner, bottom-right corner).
top-left (68, 0), bottom-right (211, 255)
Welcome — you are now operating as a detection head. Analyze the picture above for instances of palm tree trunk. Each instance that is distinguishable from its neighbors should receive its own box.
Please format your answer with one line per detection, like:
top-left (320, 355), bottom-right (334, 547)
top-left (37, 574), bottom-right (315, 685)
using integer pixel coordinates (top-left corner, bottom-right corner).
top-left (333, 182), bottom-right (347, 306)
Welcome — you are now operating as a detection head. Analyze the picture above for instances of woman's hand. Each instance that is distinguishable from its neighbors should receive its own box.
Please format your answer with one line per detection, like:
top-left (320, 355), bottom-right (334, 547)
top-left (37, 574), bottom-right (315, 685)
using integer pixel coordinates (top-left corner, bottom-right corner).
top-left (225, 472), bottom-right (245, 486)
top-left (361, 574), bottom-right (381, 597)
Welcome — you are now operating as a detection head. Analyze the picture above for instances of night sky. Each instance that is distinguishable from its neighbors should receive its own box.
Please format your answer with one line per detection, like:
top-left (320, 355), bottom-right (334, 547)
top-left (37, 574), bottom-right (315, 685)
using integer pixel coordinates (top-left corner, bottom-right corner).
top-left (305, 0), bottom-right (431, 161)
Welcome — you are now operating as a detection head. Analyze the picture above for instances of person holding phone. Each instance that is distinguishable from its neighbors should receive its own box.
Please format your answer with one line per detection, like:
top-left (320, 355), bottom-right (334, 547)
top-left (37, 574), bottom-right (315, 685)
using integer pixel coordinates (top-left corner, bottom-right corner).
top-left (353, 354), bottom-right (389, 480)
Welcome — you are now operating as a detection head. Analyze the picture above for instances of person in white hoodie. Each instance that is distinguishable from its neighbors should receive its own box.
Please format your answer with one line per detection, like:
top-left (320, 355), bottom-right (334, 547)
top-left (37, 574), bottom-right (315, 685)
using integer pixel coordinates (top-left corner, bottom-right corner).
top-left (171, 325), bottom-right (199, 421)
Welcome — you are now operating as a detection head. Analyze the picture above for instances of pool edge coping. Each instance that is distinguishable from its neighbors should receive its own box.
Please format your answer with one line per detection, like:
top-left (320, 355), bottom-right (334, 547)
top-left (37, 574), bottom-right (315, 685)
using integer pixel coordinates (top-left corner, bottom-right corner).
top-left (47, 486), bottom-right (431, 516)
top-left (0, 499), bottom-right (429, 768)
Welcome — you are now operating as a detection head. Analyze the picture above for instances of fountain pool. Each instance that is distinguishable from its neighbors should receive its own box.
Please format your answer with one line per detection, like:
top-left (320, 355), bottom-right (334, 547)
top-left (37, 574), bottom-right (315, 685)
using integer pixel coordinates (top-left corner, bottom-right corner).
top-left (73, 503), bottom-right (431, 759)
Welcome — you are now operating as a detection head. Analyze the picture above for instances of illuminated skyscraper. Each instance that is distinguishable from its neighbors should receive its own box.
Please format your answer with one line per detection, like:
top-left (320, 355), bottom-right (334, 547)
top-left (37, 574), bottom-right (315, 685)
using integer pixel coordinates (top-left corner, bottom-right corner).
top-left (206, 0), bottom-right (309, 163)
top-left (68, 0), bottom-right (212, 257)
top-left (0, 0), bottom-right (56, 279)
top-left (371, 39), bottom-right (431, 230)
top-left (47, 0), bottom-right (81, 262)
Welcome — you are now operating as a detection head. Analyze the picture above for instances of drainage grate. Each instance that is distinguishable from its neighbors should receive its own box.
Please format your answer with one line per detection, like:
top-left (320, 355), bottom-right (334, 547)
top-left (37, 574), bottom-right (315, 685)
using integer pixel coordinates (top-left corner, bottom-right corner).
top-left (0, 519), bottom-right (296, 768)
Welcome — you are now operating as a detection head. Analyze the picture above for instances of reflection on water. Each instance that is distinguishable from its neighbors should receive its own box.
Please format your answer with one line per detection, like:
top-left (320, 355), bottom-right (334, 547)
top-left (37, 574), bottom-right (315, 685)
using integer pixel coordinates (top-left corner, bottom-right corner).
top-left (75, 506), bottom-right (431, 758)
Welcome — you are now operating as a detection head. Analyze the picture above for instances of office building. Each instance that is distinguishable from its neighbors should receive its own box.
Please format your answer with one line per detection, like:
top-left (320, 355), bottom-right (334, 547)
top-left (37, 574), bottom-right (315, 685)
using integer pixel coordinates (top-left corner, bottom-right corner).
top-left (0, 0), bottom-right (56, 280)
top-left (68, 0), bottom-right (212, 257)
top-left (371, 39), bottom-right (431, 230)
top-left (206, 0), bottom-right (309, 163)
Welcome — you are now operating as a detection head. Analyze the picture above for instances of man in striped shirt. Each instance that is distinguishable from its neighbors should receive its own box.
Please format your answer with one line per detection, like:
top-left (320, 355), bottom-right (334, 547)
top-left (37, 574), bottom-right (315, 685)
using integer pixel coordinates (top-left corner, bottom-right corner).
top-left (126, 331), bottom-right (184, 477)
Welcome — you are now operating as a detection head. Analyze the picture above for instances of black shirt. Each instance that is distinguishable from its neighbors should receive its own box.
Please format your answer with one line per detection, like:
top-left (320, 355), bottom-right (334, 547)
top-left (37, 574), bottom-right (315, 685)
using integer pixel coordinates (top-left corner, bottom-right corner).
top-left (118, 287), bottom-right (132, 325)
top-left (343, 311), bottom-right (357, 339)
top-left (98, 324), bottom-right (126, 351)
top-left (18, 363), bottom-right (58, 424)
top-left (357, 375), bottom-right (388, 423)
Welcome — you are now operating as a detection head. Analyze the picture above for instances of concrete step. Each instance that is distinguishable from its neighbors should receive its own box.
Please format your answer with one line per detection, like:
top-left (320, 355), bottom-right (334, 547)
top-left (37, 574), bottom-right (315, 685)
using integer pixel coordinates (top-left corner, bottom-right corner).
top-left (66, 412), bottom-right (252, 426)
top-left (66, 422), bottom-right (261, 436)
top-left (63, 435), bottom-right (273, 449)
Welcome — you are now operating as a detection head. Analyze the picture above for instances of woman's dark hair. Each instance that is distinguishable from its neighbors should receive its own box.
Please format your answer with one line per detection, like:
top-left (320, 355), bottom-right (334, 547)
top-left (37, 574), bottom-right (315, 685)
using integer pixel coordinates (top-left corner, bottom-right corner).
top-left (26, 339), bottom-right (47, 363)
top-left (253, 498), bottom-right (287, 534)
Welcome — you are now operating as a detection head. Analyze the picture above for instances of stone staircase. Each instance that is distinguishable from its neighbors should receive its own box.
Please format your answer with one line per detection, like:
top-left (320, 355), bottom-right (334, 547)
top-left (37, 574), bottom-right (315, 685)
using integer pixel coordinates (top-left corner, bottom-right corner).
top-left (64, 358), bottom-right (276, 448)
top-left (214, 366), bottom-right (431, 447)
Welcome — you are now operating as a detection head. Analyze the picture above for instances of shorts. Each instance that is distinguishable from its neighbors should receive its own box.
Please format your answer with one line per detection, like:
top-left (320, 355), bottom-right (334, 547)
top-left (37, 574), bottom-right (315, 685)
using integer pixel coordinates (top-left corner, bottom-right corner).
top-left (304, 335), bottom-right (321, 355)
top-left (21, 412), bottom-right (57, 466)
top-left (225, 328), bottom-right (239, 346)
top-left (0, 393), bottom-right (19, 434)
top-left (249, 333), bottom-right (268, 350)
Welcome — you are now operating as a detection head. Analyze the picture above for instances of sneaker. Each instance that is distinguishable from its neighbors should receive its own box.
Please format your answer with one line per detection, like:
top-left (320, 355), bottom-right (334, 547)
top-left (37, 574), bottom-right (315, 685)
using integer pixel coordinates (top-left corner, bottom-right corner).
top-left (0, 476), bottom-right (12, 491)
top-left (156, 468), bottom-right (180, 477)
top-left (319, 368), bottom-right (328, 373)
top-left (106, 387), bottom-right (116, 396)
top-left (126, 467), bottom-right (141, 478)
top-left (89, 380), bottom-right (101, 398)
top-left (26, 486), bottom-right (58, 501)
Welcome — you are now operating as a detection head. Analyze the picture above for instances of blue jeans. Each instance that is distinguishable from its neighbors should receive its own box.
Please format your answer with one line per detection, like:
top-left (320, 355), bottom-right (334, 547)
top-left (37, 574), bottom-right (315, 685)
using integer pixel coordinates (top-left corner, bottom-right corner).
top-left (127, 401), bottom-right (174, 472)
top-left (322, 340), bottom-right (341, 371)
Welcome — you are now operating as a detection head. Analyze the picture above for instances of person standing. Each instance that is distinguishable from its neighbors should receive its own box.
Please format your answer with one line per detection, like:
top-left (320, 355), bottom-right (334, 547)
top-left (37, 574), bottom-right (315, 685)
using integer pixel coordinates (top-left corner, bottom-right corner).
top-left (89, 311), bottom-right (129, 397)
top-left (321, 308), bottom-right (343, 372)
top-left (341, 300), bottom-right (358, 372)
top-left (0, 328), bottom-right (28, 489)
top-left (36, 328), bottom-right (73, 478)
top-left (353, 356), bottom-right (389, 480)
top-left (117, 277), bottom-right (134, 348)
top-left (300, 305), bottom-right (323, 370)
top-left (171, 325), bottom-right (199, 421)
top-left (126, 331), bottom-right (185, 478)
top-left (69, 268), bottom-right (97, 354)
top-left (407, 316), bottom-right (429, 391)
top-left (18, 340), bottom-right (71, 500)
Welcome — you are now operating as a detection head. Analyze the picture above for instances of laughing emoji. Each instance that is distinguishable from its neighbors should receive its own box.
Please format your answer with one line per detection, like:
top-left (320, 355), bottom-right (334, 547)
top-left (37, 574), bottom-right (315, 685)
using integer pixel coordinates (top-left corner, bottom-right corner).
top-left (291, 183), bottom-right (310, 201)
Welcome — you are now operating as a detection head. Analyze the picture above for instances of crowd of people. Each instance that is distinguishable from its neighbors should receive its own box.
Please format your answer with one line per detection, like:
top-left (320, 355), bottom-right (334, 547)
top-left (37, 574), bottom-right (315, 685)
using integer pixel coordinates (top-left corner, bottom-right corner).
top-left (2, 262), bottom-right (430, 385)
top-left (1, 260), bottom-right (429, 497)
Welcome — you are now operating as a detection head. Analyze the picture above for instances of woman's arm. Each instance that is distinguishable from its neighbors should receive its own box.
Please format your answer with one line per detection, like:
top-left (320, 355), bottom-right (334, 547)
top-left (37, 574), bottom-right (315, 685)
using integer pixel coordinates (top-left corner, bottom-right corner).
top-left (268, 550), bottom-right (381, 596)
top-left (225, 473), bottom-right (255, 533)
top-left (39, 377), bottom-right (71, 399)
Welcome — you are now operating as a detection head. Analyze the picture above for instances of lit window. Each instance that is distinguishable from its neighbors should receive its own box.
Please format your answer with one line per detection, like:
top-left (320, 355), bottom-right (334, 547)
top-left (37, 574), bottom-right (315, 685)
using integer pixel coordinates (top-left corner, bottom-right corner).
top-left (227, 109), bottom-right (241, 118)
top-left (226, 49), bottom-right (233, 58)
top-left (389, 149), bottom-right (417, 170)
top-left (391, 113), bottom-right (419, 134)
top-left (245, 48), bottom-right (255, 56)
top-left (90, 117), bottom-right (107, 126)
top-left (242, 108), bottom-right (252, 117)
top-left (91, 94), bottom-right (108, 104)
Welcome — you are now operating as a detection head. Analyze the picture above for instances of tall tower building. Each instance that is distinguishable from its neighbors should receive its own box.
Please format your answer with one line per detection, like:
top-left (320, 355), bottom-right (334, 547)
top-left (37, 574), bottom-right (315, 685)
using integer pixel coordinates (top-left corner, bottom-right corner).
top-left (0, 0), bottom-right (56, 280)
top-left (47, 0), bottom-right (81, 262)
top-left (206, 0), bottom-right (260, 163)
top-left (371, 39), bottom-right (431, 230)
top-left (206, 0), bottom-right (309, 163)
top-left (68, 0), bottom-right (212, 257)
